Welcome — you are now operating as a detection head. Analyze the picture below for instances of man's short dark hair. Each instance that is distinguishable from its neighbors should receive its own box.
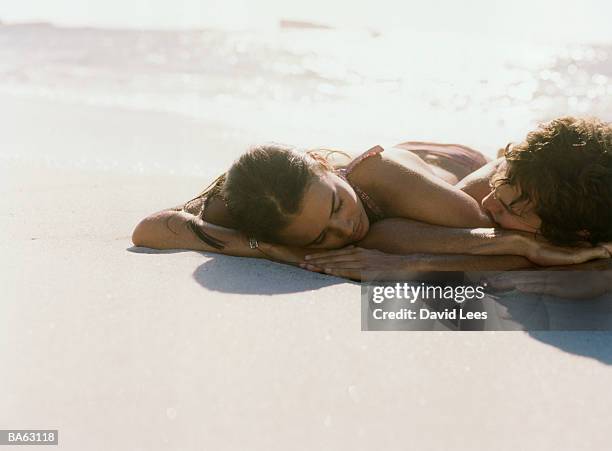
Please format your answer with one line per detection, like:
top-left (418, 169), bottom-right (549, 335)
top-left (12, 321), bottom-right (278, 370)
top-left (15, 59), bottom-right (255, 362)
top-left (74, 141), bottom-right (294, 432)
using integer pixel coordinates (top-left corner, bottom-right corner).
top-left (502, 116), bottom-right (612, 245)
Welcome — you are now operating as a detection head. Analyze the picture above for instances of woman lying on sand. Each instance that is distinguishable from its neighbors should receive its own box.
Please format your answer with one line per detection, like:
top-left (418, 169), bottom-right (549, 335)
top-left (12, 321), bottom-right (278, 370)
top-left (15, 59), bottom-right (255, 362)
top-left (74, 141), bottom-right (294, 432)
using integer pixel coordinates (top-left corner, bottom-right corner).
top-left (132, 117), bottom-right (612, 280)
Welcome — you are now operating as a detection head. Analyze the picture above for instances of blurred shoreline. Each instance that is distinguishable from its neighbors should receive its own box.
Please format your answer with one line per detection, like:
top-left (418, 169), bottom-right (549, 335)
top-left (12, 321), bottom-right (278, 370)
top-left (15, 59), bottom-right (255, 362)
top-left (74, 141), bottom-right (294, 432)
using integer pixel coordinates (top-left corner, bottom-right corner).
top-left (3, 0), bottom-right (612, 42)
top-left (1, 21), bottom-right (611, 176)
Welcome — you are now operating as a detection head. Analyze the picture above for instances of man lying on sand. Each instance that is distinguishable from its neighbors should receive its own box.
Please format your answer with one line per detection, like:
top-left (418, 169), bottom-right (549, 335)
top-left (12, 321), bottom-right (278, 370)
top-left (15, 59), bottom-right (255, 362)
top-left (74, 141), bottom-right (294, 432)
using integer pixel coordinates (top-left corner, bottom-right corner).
top-left (132, 116), bottom-right (612, 280)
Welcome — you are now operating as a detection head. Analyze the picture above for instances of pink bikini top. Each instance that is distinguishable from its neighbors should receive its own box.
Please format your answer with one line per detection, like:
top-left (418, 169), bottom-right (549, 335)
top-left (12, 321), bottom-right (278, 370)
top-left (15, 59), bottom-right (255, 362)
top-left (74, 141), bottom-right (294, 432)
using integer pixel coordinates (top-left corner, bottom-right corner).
top-left (335, 145), bottom-right (386, 223)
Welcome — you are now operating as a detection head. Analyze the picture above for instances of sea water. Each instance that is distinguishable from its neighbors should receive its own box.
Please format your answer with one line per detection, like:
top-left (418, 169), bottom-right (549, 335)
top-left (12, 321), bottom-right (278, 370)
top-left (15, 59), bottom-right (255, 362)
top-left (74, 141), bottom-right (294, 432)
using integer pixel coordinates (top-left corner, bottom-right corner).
top-left (0, 2), bottom-right (610, 175)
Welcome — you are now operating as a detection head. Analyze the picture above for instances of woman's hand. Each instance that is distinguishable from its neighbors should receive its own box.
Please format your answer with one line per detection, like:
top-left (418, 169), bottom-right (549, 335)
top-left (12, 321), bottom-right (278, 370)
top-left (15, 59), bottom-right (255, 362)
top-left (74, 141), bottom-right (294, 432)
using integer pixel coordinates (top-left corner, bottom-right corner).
top-left (256, 242), bottom-right (312, 265)
top-left (300, 246), bottom-right (412, 280)
top-left (523, 236), bottom-right (611, 267)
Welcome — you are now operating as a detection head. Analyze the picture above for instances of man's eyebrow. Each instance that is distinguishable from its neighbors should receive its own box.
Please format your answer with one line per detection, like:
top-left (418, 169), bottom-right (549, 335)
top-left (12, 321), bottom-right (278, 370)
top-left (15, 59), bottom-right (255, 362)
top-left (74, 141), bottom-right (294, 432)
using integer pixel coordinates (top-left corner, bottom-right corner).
top-left (307, 192), bottom-right (335, 246)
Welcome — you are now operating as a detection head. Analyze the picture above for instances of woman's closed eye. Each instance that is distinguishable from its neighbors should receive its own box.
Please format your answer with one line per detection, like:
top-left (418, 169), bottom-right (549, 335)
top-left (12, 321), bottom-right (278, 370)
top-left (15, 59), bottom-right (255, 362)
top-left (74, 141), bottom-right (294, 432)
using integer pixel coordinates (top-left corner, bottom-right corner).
top-left (312, 197), bottom-right (344, 245)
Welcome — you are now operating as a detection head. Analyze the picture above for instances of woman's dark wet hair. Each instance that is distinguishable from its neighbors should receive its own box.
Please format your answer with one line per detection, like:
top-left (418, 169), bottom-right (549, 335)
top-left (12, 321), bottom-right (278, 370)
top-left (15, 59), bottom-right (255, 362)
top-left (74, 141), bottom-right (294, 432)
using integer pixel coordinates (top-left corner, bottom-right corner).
top-left (185, 143), bottom-right (345, 248)
top-left (495, 116), bottom-right (612, 245)
top-left (222, 143), bottom-right (327, 243)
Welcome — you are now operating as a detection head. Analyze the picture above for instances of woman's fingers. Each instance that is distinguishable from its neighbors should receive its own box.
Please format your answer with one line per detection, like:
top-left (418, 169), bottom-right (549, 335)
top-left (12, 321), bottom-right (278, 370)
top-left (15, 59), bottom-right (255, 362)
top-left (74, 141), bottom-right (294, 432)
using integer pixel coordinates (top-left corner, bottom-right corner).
top-left (304, 246), bottom-right (356, 260)
top-left (322, 267), bottom-right (361, 280)
top-left (306, 261), bottom-right (365, 269)
top-left (301, 262), bottom-right (364, 271)
top-left (299, 261), bottom-right (364, 279)
top-left (299, 263), bottom-right (324, 273)
top-left (304, 255), bottom-right (361, 265)
top-left (324, 263), bottom-right (365, 270)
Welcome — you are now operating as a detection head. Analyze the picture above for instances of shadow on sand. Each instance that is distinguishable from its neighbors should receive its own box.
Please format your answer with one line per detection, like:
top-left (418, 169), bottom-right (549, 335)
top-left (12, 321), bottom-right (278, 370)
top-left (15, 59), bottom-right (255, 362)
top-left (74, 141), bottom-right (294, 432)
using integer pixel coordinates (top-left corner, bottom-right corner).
top-left (462, 291), bottom-right (612, 364)
top-left (128, 246), bottom-right (612, 363)
top-left (528, 331), bottom-right (612, 365)
top-left (127, 246), bottom-right (352, 295)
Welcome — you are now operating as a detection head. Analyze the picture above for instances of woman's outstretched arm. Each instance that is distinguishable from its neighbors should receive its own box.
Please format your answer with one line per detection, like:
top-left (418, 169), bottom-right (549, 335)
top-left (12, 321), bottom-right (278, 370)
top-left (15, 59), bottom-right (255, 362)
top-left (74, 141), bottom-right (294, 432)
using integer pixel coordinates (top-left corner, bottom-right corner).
top-left (132, 209), bottom-right (262, 258)
top-left (132, 208), bottom-right (317, 264)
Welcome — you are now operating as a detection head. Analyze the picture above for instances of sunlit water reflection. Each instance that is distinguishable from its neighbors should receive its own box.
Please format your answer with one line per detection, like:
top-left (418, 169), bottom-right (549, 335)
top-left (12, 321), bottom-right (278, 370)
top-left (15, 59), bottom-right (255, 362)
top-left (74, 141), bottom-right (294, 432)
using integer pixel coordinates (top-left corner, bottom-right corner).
top-left (0, 23), bottom-right (610, 174)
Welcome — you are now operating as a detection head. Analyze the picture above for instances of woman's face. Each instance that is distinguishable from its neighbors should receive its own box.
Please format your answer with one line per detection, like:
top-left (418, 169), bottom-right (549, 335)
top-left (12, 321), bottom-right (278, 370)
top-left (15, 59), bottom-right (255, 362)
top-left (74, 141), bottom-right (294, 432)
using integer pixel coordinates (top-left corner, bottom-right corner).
top-left (276, 171), bottom-right (370, 249)
top-left (481, 182), bottom-right (542, 233)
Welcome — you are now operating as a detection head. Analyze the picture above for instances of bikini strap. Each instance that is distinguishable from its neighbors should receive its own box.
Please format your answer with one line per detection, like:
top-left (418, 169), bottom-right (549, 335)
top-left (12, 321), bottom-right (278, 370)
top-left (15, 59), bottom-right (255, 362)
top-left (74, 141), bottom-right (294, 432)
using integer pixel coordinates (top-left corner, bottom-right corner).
top-left (335, 145), bottom-right (385, 222)
top-left (336, 145), bottom-right (385, 178)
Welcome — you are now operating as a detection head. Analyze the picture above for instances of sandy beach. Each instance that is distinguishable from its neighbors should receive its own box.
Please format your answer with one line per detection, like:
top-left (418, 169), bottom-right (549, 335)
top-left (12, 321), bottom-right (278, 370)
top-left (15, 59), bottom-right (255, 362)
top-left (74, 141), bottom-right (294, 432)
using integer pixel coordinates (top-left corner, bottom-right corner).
top-left (2, 94), bottom-right (612, 450)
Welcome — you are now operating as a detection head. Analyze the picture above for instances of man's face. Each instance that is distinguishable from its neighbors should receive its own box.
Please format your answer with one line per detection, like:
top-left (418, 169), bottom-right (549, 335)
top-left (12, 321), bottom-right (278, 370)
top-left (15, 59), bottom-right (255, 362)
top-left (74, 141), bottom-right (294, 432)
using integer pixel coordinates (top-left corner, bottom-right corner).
top-left (481, 181), bottom-right (542, 233)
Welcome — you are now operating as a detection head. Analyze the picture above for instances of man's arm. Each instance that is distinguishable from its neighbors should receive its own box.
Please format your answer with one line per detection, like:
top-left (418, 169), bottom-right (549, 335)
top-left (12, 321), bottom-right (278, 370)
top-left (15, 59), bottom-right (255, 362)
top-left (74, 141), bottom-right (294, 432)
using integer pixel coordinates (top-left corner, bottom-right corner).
top-left (358, 218), bottom-right (527, 256)
top-left (356, 218), bottom-right (610, 267)
top-left (411, 253), bottom-right (534, 271)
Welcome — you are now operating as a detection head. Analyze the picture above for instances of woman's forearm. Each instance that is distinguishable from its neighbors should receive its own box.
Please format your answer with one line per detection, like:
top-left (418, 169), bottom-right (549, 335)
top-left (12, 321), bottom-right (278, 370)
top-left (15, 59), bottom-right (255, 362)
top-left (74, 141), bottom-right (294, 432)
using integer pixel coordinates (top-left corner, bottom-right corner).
top-left (132, 209), bottom-right (262, 258)
top-left (359, 218), bottom-right (528, 257)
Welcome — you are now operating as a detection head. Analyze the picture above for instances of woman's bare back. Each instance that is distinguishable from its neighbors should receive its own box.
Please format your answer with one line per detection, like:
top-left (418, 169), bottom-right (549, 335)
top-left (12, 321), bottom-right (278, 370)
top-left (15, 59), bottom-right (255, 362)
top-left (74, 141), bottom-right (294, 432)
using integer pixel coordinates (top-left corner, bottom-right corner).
top-left (324, 143), bottom-right (488, 185)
